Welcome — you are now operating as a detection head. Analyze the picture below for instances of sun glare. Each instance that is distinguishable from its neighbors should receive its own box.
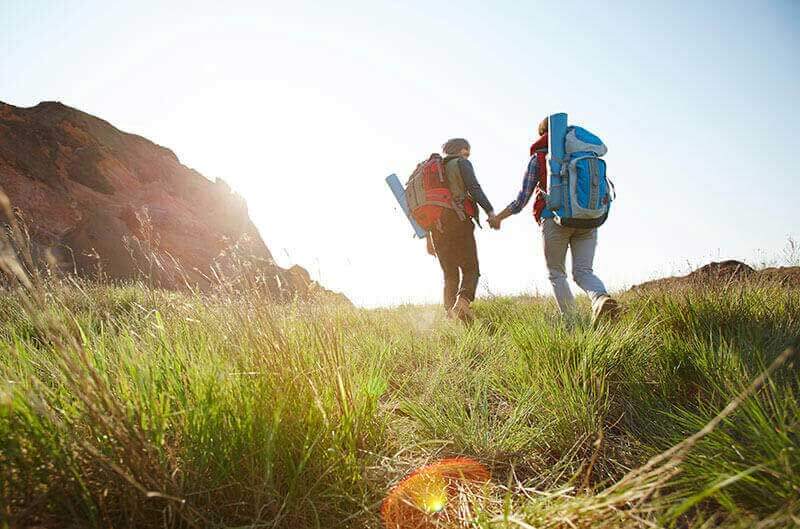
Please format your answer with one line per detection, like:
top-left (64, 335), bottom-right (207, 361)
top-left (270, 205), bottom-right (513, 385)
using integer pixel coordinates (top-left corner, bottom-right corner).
top-left (414, 474), bottom-right (448, 513)
top-left (381, 458), bottom-right (490, 528)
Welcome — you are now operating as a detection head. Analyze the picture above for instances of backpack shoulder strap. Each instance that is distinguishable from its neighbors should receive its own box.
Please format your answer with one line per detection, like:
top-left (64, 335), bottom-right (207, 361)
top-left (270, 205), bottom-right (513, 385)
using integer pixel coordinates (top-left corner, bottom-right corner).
top-left (443, 157), bottom-right (468, 221)
top-left (534, 150), bottom-right (547, 191)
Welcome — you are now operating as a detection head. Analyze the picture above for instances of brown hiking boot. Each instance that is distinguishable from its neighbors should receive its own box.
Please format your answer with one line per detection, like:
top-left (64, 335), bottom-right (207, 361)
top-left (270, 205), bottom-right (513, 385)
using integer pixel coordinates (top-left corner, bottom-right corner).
top-left (592, 295), bottom-right (621, 328)
top-left (451, 296), bottom-right (476, 324)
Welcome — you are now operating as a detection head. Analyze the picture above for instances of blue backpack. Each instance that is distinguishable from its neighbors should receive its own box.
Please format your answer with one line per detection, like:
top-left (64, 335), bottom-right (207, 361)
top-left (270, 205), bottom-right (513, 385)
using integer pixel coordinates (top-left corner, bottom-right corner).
top-left (546, 115), bottom-right (614, 228)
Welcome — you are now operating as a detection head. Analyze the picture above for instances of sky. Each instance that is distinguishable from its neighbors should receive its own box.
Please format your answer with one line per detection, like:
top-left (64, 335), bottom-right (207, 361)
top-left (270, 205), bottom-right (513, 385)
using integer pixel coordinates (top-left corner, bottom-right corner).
top-left (1, 0), bottom-right (799, 306)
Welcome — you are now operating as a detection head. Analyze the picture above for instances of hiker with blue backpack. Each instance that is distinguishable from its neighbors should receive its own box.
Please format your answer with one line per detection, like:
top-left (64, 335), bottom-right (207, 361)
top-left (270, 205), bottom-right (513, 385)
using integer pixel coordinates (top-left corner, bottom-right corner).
top-left (489, 114), bottom-right (620, 325)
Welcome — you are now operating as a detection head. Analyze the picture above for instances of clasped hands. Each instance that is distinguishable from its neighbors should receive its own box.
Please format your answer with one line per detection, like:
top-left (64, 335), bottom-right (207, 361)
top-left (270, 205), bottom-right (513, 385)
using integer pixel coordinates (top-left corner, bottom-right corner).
top-left (487, 214), bottom-right (502, 230)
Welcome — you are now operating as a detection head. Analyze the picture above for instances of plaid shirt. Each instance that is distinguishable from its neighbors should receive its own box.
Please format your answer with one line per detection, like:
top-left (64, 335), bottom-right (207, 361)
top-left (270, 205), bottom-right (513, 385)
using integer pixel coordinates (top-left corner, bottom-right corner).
top-left (507, 155), bottom-right (540, 214)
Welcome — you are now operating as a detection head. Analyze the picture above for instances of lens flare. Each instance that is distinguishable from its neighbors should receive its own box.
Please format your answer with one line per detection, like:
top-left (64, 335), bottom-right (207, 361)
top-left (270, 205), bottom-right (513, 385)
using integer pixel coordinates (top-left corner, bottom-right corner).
top-left (414, 474), bottom-right (447, 513)
top-left (381, 457), bottom-right (490, 529)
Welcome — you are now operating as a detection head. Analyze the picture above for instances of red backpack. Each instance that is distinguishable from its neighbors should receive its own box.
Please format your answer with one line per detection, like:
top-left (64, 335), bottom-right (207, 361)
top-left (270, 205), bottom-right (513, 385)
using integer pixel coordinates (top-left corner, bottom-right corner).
top-left (404, 154), bottom-right (466, 231)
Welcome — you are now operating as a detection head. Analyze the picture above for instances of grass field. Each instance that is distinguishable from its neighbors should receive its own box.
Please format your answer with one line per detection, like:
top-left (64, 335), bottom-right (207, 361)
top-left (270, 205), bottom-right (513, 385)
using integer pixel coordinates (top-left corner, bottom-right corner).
top-left (1, 268), bottom-right (798, 529)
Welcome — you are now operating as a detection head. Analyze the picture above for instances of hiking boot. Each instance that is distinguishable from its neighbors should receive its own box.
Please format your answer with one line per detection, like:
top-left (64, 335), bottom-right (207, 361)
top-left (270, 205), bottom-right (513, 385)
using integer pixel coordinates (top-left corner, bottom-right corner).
top-left (451, 295), bottom-right (476, 324)
top-left (592, 295), bottom-right (621, 328)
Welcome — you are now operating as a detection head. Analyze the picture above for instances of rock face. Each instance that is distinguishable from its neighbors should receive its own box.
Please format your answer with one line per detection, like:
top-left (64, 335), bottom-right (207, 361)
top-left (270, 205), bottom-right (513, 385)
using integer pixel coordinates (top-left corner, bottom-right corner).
top-left (631, 260), bottom-right (800, 291)
top-left (0, 100), bottom-right (344, 302)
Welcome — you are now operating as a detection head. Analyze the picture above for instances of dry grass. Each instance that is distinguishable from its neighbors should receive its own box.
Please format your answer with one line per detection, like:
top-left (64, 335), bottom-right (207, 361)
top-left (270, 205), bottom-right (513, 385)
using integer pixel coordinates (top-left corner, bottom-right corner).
top-left (1, 190), bottom-right (799, 528)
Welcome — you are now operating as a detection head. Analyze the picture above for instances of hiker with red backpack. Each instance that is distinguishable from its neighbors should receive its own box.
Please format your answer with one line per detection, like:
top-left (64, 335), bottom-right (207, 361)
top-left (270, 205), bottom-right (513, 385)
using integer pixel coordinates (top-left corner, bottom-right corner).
top-left (489, 115), bottom-right (620, 325)
top-left (404, 138), bottom-right (496, 322)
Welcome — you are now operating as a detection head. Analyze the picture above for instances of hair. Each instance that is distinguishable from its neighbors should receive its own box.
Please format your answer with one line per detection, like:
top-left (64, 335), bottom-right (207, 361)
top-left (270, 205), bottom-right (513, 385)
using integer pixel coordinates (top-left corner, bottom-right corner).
top-left (538, 117), bottom-right (548, 136)
top-left (442, 138), bottom-right (470, 155)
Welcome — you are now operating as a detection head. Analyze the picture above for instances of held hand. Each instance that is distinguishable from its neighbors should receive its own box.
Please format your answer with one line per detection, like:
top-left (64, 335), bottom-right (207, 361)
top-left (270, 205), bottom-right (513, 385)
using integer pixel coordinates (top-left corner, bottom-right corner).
top-left (489, 207), bottom-right (513, 230)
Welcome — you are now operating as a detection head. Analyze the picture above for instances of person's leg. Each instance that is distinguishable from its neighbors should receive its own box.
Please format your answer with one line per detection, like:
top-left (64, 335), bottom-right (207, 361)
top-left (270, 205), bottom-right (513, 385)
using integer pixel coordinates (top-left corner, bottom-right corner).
top-left (541, 218), bottom-right (575, 313)
top-left (442, 263), bottom-right (459, 311)
top-left (569, 227), bottom-right (607, 305)
top-left (570, 227), bottom-right (621, 325)
top-left (456, 220), bottom-right (479, 303)
top-left (431, 228), bottom-right (459, 311)
top-left (438, 217), bottom-right (477, 323)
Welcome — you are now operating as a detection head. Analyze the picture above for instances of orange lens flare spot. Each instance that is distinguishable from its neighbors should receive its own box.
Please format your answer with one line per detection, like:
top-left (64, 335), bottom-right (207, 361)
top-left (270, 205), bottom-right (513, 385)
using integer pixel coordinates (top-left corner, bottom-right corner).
top-left (381, 458), bottom-right (491, 529)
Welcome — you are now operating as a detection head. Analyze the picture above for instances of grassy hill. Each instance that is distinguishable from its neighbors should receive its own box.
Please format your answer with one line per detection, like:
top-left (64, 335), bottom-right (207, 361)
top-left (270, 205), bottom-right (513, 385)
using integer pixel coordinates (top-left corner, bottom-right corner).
top-left (1, 274), bottom-right (798, 528)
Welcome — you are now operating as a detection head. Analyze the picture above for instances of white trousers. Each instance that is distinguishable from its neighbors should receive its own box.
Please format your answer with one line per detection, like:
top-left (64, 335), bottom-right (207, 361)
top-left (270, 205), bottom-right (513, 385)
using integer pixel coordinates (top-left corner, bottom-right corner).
top-left (540, 218), bottom-right (608, 314)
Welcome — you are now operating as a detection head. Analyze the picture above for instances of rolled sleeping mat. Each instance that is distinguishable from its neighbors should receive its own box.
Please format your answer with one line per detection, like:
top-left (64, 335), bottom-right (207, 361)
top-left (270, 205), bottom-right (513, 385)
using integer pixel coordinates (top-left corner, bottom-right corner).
top-left (546, 113), bottom-right (568, 211)
top-left (386, 173), bottom-right (427, 238)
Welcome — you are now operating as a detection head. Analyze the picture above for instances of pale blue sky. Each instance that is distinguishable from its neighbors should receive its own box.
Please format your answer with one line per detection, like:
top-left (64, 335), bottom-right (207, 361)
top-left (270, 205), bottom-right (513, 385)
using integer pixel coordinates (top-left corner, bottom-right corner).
top-left (1, 1), bottom-right (798, 306)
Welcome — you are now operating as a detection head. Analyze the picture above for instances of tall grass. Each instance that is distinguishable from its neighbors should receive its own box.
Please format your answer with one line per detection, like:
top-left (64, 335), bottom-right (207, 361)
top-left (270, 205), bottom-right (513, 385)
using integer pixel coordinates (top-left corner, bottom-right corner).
top-left (1, 198), bottom-right (798, 527)
top-left (1, 279), bottom-right (797, 528)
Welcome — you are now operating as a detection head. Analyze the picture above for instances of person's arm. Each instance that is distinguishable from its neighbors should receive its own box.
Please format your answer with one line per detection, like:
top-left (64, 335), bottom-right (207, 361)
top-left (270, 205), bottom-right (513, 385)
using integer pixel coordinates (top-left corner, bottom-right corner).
top-left (490, 156), bottom-right (539, 229)
top-left (457, 158), bottom-right (494, 217)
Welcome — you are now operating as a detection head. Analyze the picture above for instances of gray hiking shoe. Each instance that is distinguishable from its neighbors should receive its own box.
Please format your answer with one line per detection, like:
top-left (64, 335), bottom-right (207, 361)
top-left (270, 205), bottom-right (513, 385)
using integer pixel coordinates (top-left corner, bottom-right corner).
top-left (592, 295), bottom-right (621, 327)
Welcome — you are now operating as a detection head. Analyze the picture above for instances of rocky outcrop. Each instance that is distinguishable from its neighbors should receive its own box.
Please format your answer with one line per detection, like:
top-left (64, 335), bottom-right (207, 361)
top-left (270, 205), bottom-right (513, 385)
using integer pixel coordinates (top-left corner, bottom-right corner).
top-left (0, 100), bottom-right (346, 302)
top-left (631, 260), bottom-right (800, 291)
